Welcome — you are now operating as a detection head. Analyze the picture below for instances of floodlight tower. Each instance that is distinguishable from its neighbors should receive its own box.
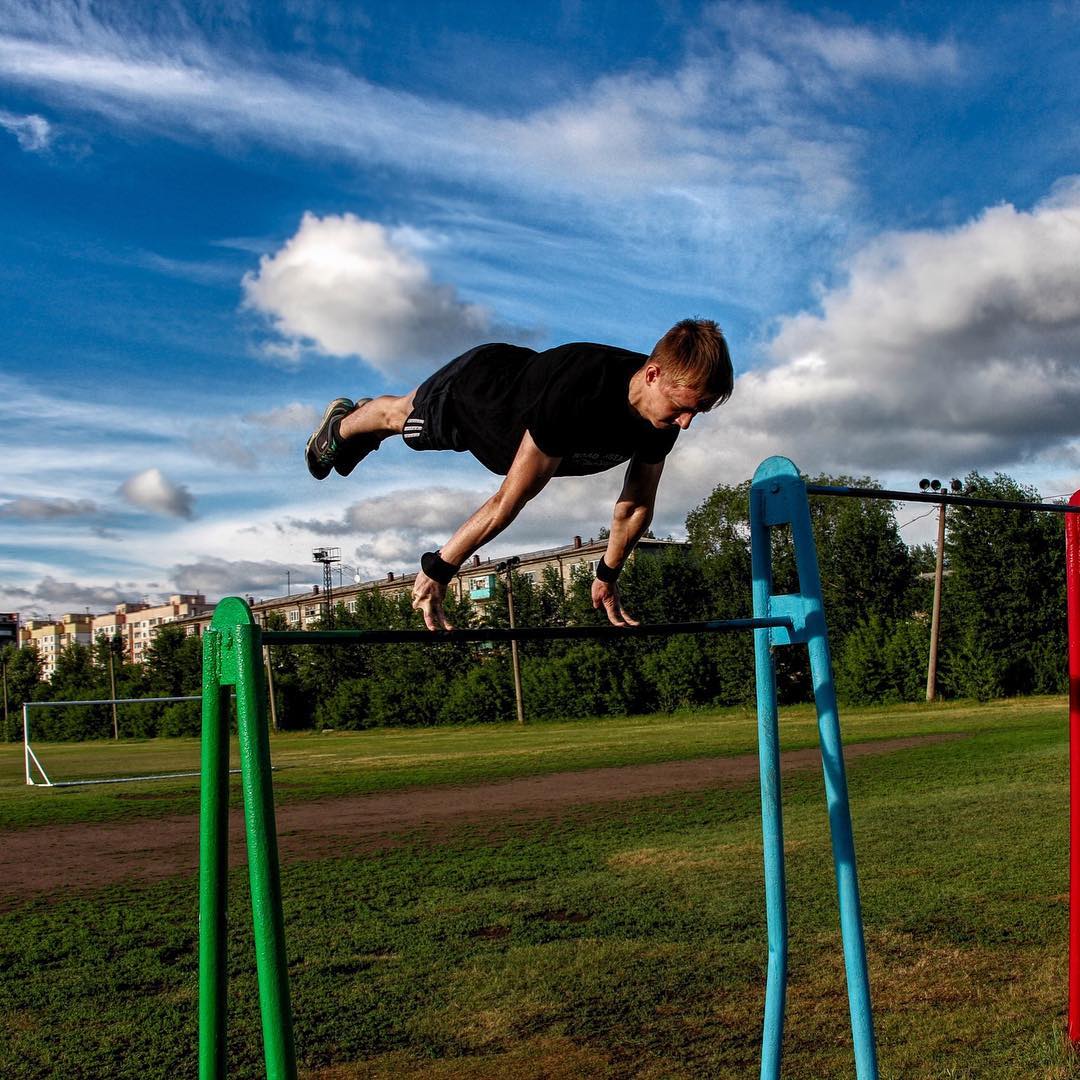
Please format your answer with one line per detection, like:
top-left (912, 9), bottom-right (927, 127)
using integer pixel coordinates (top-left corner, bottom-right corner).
top-left (312, 547), bottom-right (341, 627)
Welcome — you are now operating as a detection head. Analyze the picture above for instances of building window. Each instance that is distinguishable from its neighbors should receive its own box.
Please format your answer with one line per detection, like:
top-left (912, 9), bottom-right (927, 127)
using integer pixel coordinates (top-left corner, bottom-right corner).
top-left (287, 610), bottom-right (299, 623)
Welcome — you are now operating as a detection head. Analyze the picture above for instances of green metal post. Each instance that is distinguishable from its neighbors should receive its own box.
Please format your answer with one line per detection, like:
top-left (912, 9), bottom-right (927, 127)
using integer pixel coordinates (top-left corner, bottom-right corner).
top-left (198, 597), bottom-right (297, 1080)
top-left (199, 630), bottom-right (230, 1080)
top-left (234, 616), bottom-right (297, 1079)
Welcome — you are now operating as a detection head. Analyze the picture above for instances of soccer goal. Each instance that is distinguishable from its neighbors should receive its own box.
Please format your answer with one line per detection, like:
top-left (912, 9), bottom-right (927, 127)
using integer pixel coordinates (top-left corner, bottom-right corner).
top-left (23, 694), bottom-right (212, 787)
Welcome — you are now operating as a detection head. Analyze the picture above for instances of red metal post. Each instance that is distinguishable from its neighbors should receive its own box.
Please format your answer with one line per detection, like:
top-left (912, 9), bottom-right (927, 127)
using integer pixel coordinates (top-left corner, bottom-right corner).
top-left (1067, 491), bottom-right (1080, 1043)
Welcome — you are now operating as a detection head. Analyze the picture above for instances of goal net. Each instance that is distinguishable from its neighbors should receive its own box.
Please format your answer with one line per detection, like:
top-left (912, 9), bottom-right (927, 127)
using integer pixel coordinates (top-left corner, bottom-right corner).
top-left (22, 694), bottom-right (214, 787)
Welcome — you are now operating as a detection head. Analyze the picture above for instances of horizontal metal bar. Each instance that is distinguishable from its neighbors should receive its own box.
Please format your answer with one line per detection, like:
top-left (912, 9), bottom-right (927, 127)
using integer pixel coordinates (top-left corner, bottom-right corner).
top-left (263, 616), bottom-right (792, 647)
top-left (806, 483), bottom-right (1080, 514)
top-left (24, 695), bottom-right (202, 709)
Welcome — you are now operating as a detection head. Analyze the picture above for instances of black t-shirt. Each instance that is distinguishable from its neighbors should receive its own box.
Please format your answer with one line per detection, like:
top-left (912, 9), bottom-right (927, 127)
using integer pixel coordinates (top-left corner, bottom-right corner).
top-left (447, 342), bottom-right (679, 476)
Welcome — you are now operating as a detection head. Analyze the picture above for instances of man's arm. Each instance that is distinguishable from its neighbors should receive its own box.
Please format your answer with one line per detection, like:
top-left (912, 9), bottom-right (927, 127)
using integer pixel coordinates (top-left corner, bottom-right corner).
top-left (592, 456), bottom-right (665, 627)
top-left (412, 431), bottom-right (562, 630)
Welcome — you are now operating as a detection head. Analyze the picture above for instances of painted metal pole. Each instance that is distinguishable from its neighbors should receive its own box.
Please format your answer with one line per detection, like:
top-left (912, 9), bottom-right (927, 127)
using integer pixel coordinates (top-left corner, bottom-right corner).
top-left (22, 703), bottom-right (30, 785)
top-left (199, 598), bottom-right (297, 1079)
top-left (1066, 490), bottom-right (1080, 1043)
top-left (750, 545), bottom-right (787, 1079)
top-left (233, 614), bottom-right (297, 1080)
top-left (751, 457), bottom-right (878, 1080)
top-left (199, 631), bottom-right (229, 1080)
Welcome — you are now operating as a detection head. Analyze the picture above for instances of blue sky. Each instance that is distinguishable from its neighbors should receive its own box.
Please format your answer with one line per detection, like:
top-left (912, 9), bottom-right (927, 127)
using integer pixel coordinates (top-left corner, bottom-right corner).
top-left (3, 0), bottom-right (1080, 618)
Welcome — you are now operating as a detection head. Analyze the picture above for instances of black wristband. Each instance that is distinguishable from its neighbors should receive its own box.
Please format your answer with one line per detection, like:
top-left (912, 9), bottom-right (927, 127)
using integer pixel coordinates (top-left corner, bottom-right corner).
top-left (421, 551), bottom-right (459, 586)
top-left (595, 557), bottom-right (621, 583)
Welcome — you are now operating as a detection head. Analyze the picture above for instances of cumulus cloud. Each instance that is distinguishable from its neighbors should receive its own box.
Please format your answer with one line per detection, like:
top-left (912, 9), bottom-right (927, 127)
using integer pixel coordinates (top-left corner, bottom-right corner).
top-left (0, 107), bottom-right (51, 150)
top-left (119, 467), bottom-right (195, 518)
top-left (242, 213), bottom-right (506, 374)
top-left (1, 575), bottom-right (145, 617)
top-left (283, 478), bottom-right (632, 574)
top-left (169, 556), bottom-right (318, 597)
top-left (0, 495), bottom-right (98, 519)
top-left (692, 179), bottom-right (1080, 481)
top-left (289, 486), bottom-right (485, 534)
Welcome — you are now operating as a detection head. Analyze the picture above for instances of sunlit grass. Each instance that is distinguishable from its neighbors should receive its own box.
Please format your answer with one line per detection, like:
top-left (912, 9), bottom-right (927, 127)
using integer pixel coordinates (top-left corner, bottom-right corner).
top-left (1, 697), bottom-right (1079, 1076)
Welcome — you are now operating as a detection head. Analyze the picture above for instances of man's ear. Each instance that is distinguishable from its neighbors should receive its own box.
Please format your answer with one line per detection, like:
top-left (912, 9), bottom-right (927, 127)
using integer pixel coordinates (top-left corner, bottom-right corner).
top-left (644, 363), bottom-right (663, 385)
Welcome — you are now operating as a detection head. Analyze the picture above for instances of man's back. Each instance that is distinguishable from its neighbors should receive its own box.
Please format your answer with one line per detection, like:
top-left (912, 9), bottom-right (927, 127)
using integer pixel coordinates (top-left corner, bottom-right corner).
top-left (440, 341), bottom-right (678, 476)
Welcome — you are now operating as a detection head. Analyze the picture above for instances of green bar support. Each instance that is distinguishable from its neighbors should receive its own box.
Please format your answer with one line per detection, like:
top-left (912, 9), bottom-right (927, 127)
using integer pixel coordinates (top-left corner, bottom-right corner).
top-left (199, 631), bottom-right (229, 1080)
top-left (199, 597), bottom-right (297, 1080)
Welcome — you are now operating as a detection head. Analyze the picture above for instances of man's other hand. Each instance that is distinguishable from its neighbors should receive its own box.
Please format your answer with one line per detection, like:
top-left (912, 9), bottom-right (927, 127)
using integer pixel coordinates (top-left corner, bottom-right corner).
top-left (412, 571), bottom-right (454, 631)
top-left (592, 579), bottom-right (639, 627)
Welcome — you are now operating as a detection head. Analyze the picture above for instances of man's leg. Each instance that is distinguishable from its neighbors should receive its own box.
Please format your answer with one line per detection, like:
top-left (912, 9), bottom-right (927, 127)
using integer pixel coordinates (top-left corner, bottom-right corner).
top-left (305, 390), bottom-right (417, 480)
top-left (339, 392), bottom-right (416, 442)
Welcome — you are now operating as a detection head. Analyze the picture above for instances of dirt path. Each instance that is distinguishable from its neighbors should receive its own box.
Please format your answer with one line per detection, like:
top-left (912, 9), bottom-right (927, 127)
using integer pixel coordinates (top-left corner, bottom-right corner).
top-left (0, 735), bottom-right (952, 908)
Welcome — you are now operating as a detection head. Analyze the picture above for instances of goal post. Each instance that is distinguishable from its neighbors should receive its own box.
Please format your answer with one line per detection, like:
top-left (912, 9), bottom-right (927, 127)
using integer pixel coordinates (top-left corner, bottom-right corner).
top-left (23, 694), bottom-right (203, 787)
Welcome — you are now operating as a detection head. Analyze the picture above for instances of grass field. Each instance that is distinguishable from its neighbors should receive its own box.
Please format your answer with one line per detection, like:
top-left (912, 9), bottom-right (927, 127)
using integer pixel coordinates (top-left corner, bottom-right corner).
top-left (1, 697), bottom-right (1078, 1077)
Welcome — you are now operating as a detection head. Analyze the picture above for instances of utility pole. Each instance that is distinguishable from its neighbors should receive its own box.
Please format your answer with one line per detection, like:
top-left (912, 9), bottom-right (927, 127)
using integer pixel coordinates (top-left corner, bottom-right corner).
top-left (108, 643), bottom-right (119, 739)
top-left (261, 615), bottom-right (279, 732)
top-left (498, 558), bottom-right (526, 725)
top-left (2, 655), bottom-right (8, 742)
top-left (926, 500), bottom-right (946, 703)
top-left (921, 477), bottom-right (962, 703)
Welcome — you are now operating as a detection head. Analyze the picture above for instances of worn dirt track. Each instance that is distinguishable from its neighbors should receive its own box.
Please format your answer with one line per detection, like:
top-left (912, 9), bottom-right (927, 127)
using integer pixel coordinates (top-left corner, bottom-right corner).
top-left (0, 735), bottom-right (953, 908)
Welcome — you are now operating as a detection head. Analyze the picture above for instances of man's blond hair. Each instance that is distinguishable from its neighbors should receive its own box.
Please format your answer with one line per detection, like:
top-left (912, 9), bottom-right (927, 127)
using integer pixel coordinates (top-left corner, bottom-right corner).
top-left (649, 318), bottom-right (733, 403)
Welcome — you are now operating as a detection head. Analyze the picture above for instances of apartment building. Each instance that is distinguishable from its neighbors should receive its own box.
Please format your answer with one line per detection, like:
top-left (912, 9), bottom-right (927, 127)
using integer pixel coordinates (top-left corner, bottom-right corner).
top-left (19, 613), bottom-right (93, 678)
top-left (0, 612), bottom-right (18, 651)
top-left (181, 535), bottom-right (688, 634)
top-left (91, 595), bottom-right (212, 663)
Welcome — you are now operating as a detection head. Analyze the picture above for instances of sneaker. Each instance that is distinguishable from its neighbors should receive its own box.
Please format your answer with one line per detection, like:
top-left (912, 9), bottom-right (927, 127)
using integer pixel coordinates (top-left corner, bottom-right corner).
top-left (305, 397), bottom-right (355, 480)
top-left (333, 398), bottom-right (381, 477)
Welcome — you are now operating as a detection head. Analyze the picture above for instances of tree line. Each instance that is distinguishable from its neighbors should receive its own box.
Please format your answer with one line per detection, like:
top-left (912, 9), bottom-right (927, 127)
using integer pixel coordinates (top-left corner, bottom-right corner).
top-left (3, 470), bottom-right (1069, 741)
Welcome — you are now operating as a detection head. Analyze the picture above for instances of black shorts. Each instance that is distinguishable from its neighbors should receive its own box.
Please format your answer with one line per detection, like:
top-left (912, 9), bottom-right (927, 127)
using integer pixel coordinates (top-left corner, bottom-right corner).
top-left (403, 343), bottom-right (534, 459)
top-left (401, 346), bottom-right (485, 454)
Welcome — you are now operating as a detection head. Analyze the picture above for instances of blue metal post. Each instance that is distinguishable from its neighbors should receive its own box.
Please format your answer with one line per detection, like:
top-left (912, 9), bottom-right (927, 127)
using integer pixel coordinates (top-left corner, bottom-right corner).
top-left (750, 456), bottom-right (878, 1080)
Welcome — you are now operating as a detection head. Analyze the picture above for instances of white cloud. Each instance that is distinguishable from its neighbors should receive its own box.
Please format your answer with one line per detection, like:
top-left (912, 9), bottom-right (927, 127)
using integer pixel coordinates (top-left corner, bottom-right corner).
top-left (685, 179), bottom-right (1080, 484)
top-left (0, 575), bottom-right (146, 617)
top-left (119, 468), bottom-right (196, 519)
top-left (0, 495), bottom-right (97, 519)
top-left (0, 4), bottom-right (960, 250)
top-left (282, 476), bottom-right (636, 574)
top-left (242, 213), bottom-right (503, 373)
top-left (0, 107), bottom-right (51, 149)
top-left (169, 556), bottom-right (317, 598)
top-left (709, 2), bottom-right (960, 89)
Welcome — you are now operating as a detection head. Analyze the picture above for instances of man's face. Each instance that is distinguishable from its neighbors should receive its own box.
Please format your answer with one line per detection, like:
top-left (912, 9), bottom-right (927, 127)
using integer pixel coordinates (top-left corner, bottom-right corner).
top-left (642, 367), bottom-right (718, 430)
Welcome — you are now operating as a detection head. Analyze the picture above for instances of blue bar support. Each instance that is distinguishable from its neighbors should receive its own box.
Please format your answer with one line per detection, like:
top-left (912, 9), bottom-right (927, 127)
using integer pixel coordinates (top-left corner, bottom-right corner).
top-left (751, 456), bottom-right (878, 1080)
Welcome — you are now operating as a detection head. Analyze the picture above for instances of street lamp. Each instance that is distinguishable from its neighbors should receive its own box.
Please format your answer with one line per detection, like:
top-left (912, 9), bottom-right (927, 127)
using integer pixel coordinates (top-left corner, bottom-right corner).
top-left (496, 556), bottom-right (526, 725)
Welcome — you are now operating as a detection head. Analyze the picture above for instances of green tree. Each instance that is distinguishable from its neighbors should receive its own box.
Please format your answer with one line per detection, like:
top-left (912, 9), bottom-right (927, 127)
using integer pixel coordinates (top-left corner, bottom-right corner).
top-left (685, 474), bottom-right (917, 704)
top-left (941, 472), bottom-right (1066, 699)
top-left (138, 625), bottom-right (202, 736)
top-left (1, 645), bottom-right (42, 741)
top-left (43, 642), bottom-right (111, 739)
